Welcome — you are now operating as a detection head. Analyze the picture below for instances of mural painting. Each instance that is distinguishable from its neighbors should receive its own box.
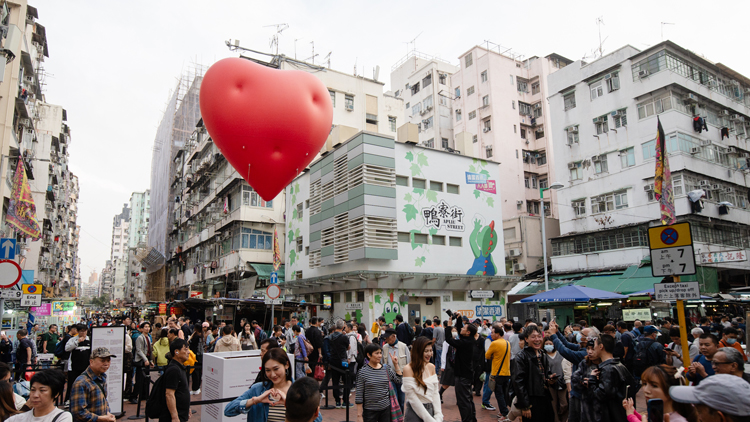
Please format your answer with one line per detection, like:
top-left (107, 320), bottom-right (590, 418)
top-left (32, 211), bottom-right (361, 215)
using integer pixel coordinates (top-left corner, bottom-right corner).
top-left (467, 219), bottom-right (498, 276)
top-left (373, 289), bottom-right (409, 324)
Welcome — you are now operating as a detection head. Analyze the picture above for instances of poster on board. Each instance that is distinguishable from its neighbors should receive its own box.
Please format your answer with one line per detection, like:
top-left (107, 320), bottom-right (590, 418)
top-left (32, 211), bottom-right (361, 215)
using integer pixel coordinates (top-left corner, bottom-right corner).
top-left (90, 327), bottom-right (124, 416)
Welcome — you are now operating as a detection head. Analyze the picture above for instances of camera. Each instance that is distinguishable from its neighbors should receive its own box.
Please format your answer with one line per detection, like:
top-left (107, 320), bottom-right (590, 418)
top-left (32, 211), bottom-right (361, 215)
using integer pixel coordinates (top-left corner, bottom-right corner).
top-left (445, 309), bottom-right (453, 318)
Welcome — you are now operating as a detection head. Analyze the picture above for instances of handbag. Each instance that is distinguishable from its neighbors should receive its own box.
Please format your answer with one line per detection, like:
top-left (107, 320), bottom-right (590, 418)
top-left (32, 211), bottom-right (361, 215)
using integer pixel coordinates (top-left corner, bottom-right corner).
top-left (388, 380), bottom-right (404, 422)
top-left (488, 340), bottom-right (510, 391)
top-left (314, 364), bottom-right (325, 381)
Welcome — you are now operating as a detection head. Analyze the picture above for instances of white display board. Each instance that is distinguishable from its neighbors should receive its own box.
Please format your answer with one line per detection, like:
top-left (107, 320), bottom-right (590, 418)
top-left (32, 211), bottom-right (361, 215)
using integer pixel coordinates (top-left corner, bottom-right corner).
top-left (202, 350), bottom-right (294, 422)
top-left (654, 282), bottom-right (701, 301)
top-left (90, 327), bottom-right (125, 415)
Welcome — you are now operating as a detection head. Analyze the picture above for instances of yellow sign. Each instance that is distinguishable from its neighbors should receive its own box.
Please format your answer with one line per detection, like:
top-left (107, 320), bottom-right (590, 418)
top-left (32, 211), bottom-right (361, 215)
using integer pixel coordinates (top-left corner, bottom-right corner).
top-left (22, 284), bottom-right (42, 295)
top-left (648, 222), bottom-right (693, 250)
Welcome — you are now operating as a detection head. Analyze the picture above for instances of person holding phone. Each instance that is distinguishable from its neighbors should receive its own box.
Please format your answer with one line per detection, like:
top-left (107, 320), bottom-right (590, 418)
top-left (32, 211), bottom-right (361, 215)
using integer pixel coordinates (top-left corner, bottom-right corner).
top-left (622, 365), bottom-right (698, 422)
top-left (588, 335), bottom-right (635, 422)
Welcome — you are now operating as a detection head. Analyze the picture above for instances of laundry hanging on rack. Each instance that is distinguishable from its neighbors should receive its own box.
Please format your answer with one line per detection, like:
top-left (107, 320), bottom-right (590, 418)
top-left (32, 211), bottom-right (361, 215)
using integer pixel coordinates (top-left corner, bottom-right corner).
top-left (693, 116), bottom-right (708, 133)
top-left (721, 127), bottom-right (730, 139)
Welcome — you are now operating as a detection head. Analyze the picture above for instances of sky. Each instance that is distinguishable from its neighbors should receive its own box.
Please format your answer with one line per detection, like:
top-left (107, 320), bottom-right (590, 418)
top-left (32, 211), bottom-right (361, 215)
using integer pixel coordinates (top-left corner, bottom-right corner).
top-left (31, 0), bottom-right (750, 281)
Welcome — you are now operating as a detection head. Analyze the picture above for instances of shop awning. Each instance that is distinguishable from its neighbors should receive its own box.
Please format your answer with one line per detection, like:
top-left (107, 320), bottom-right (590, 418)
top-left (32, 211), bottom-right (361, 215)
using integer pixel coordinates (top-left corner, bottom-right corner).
top-left (520, 285), bottom-right (627, 303)
top-left (249, 263), bottom-right (285, 281)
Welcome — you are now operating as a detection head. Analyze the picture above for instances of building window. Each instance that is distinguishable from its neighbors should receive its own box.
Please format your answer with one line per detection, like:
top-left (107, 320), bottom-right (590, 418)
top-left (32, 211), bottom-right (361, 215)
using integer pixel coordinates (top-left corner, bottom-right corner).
top-left (242, 185), bottom-right (274, 208)
top-left (472, 135), bottom-right (478, 143)
top-left (524, 175), bottom-right (530, 189)
top-left (241, 229), bottom-right (273, 250)
top-left (570, 162), bottom-right (583, 180)
top-left (564, 92), bottom-right (576, 110)
top-left (412, 178), bottom-right (426, 189)
top-left (385, 117), bottom-right (395, 133)
top-left (297, 203), bottom-right (303, 219)
top-left (614, 191), bottom-right (628, 209)
top-left (296, 237), bottom-right (303, 253)
top-left (447, 183), bottom-right (459, 194)
top-left (467, 86), bottom-right (475, 96)
top-left (329, 90), bottom-right (336, 107)
top-left (537, 153), bottom-right (547, 165)
top-left (414, 233), bottom-right (428, 245)
top-left (366, 113), bottom-right (378, 125)
top-left (456, 109), bottom-right (462, 121)
top-left (424, 138), bottom-right (434, 148)
top-left (441, 138), bottom-right (448, 149)
top-left (412, 102), bottom-right (422, 116)
top-left (533, 103), bottom-right (542, 118)
top-left (535, 128), bottom-right (545, 139)
top-left (396, 175), bottom-right (409, 187)
top-left (673, 174), bottom-right (683, 196)
top-left (423, 95), bottom-right (433, 109)
top-left (449, 237), bottom-right (462, 247)
top-left (590, 80), bottom-right (604, 100)
top-left (469, 110), bottom-right (476, 120)
top-left (606, 72), bottom-right (620, 92)
top-left (482, 95), bottom-right (489, 107)
top-left (481, 71), bottom-right (488, 83)
top-left (455, 87), bottom-right (460, 98)
top-left (405, 102), bottom-right (410, 109)
top-left (345, 94), bottom-right (354, 110)
top-left (431, 234), bottom-right (446, 245)
top-left (465, 53), bottom-right (473, 67)
top-left (521, 128), bottom-right (526, 139)
top-left (486, 146), bottom-right (493, 158)
top-left (637, 93), bottom-right (672, 119)
top-left (613, 108), bottom-right (628, 128)
top-left (423, 116), bottom-right (433, 129)
top-left (539, 178), bottom-right (548, 189)
top-left (519, 102), bottom-right (532, 116)
top-left (594, 115), bottom-right (609, 134)
top-left (512, 100), bottom-right (516, 109)
top-left (593, 155), bottom-right (608, 174)
top-left (439, 73), bottom-right (446, 84)
top-left (517, 78), bottom-right (529, 93)
top-left (429, 181), bottom-right (443, 192)
top-left (397, 232), bottom-right (411, 242)
top-left (483, 119), bottom-right (492, 132)
top-left (532, 82), bottom-right (540, 95)
top-left (423, 73), bottom-right (432, 87)
top-left (620, 148), bottom-right (635, 168)
top-left (573, 200), bottom-right (586, 217)
top-left (411, 82), bottom-right (420, 95)
top-left (566, 127), bottom-right (579, 144)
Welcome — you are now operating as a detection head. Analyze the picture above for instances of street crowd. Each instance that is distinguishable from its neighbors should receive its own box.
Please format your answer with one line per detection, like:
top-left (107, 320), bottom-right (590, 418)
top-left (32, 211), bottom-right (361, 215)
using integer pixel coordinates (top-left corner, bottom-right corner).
top-left (0, 312), bottom-right (745, 422)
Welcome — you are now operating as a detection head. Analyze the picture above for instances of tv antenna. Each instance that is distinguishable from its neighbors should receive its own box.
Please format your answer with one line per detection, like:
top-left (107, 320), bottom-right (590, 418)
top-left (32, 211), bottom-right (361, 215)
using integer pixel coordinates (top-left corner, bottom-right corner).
top-left (595, 17), bottom-right (607, 58)
top-left (323, 52), bottom-right (332, 69)
top-left (294, 38), bottom-right (303, 60)
top-left (305, 41), bottom-right (318, 65)
top-left (264, 23), bottom-right (289, 55)
top-left (661, 22), bottom-right (675, 41)
top-left (403, 31), bottom-right (423, 55)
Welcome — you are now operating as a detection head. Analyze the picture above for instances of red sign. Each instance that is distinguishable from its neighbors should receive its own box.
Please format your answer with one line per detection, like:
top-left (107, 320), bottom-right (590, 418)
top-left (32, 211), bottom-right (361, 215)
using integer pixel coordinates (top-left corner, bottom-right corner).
top-left (190, 291), bottom-right (203, 298)
top-left (158, 303), bottom-right (167, 315)
top-left (0, 260), bottom-right (22, 288)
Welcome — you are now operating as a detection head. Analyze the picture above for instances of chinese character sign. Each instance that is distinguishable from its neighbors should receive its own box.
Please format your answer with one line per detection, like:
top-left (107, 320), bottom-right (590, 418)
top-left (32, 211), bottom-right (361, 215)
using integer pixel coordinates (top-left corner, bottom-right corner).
top-left (465, 172), bottom-right (489, 184)
top-left (475, 180), bottom-right (496, 194)
top-left (422, 200), bottom-right (466, 232)
top-left (701, 251), bottom-right (747, 264)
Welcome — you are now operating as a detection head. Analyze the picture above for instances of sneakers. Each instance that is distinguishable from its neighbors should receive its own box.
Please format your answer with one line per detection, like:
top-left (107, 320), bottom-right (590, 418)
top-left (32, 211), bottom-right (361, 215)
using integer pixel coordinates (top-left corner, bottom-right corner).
top-left (190, 388), bottom-right (201, 395)
top-left (482, 404), bottom-right (497, 411)
top-left (335, 403), bottom-right (342, 409)
top-left (335, 402), bottom-right (354, 409)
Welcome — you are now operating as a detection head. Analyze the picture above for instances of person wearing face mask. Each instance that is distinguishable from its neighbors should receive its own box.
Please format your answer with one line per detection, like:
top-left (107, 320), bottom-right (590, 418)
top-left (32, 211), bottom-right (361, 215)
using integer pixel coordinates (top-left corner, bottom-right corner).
top-left (719, 327), bottom-right (747, 361)
top-left (543, 337), bottom-right (570, 422)
top-left (549, 321), bottom-right (592, 422)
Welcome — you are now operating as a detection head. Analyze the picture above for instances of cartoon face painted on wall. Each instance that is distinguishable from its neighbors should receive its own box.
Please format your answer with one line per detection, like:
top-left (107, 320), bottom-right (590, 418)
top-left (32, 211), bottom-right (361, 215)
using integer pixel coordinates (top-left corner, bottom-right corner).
top-left (467, 219), bottom-right (498, 276)
top-left (375, 291), bottom-right (407, 325)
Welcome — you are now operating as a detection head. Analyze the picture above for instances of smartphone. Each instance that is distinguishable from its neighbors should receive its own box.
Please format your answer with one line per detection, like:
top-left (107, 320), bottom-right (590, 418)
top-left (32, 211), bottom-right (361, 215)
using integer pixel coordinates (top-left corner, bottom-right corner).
top-left (647, 399), bottom-right (664, 422)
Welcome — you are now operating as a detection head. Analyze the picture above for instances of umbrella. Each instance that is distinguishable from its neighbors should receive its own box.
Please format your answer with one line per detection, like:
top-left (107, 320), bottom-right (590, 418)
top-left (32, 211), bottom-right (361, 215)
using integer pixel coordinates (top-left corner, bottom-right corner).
top-left (520, 285), bottom-right (627, 303)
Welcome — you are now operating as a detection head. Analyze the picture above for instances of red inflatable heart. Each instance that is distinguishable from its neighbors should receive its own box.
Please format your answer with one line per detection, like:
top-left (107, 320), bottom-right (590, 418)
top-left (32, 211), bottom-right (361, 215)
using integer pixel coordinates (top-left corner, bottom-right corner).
top-left (199, 58), bottom-right (333, 201)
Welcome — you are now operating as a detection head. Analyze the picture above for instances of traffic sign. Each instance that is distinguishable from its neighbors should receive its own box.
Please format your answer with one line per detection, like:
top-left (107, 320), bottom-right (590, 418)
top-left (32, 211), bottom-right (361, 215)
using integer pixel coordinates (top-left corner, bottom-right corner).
top-left (0, 260), bottom-right (22, 289)
top-left (648, 222), bottom-right (692, 249)
top-left (0, 239), bottom-right (15, 260)
top-left (470, 290), bottom-right (494, 299)
top-left (264, 298), bottom-right (282, 305)
top-left (20, 294), bottom-right (41, 307)
top-left (22, 284), bottom-right (41, 295)
top-left (651, 245), bottom-right (697, 276)
top-left (0, 290), bottom-right (21, 299)
top-left (267, 284), bottom-right (281, 300)
top-left (654, 282), bottom-right (701, 301)
top-left (270, 271), bottom-right (278, 284)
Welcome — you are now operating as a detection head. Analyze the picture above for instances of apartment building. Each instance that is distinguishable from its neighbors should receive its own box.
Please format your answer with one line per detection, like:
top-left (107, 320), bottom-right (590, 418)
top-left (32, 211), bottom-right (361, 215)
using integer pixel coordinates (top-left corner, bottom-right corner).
top-left (451, 46), bottom-right (572, 275)
top-left (390, 52), bottom-right (457, 150)
top-left (547, 41), bottom-right (750, 289)
top-left (125, 190), bottom-right (149, 305)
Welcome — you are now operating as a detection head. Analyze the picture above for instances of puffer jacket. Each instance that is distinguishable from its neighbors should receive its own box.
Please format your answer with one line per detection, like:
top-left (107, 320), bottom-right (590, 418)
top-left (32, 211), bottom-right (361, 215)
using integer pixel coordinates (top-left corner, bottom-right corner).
top-left (214, 335), bottom-right (241, 352)
top-left (511, 347), bottom-right (550, 410)
top-left (152, 337), bottom-right (170, 367)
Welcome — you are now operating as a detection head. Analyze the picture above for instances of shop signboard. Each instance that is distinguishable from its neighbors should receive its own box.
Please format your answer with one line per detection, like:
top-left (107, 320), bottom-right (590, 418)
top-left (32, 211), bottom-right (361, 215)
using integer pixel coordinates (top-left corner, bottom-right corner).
top-left (52, 301), bottom-right (76, 314)
top-left (622, 308), bottom-right (651, 321)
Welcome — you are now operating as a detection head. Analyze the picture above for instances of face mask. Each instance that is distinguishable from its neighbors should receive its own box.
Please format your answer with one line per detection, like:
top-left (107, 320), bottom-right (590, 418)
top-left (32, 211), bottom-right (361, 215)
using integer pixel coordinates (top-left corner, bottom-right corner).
top-left (727, 338), bottom-right (737, 345)
top-left (453, 332), bottom-right (459, 339)
top-left (544, 345), bottom-right (555, 353)
top-left (711, 332), bottom-right (719, 336)
top-left (575, 332), bottom-right (583, 343)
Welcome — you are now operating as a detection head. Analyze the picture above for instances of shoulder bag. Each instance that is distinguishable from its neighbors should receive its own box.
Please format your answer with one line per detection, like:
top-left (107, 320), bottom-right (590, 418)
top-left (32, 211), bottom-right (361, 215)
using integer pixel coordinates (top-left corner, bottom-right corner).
top-left (488, 340), bottom-right (509, 391)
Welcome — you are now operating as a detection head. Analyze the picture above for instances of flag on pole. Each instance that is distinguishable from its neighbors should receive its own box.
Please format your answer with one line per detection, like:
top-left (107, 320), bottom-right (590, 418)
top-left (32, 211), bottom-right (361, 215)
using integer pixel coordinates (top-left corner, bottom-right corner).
top-left (7, 158), bottom-right (41, 240)
top-left (654, 117), bottom-right (676, 225)
top-left (272, 226), bottom-right (281, 271)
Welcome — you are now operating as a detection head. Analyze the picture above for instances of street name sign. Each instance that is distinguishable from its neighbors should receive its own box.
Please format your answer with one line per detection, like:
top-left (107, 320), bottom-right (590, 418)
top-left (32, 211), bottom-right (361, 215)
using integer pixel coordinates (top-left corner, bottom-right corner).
top-left (470, 290), bottom-right (495, 299)
top-left (648, 223), bottom-right (697, 277)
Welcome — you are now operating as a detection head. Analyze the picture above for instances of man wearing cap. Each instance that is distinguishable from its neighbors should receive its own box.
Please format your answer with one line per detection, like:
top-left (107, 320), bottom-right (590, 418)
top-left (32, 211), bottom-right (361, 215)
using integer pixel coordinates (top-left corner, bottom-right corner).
top-left (633, 325), bottom-right (665, 378)
top-left (71, 347), bottom-right (117, 422)
top-left (671, 374), bottom-right (750, 422)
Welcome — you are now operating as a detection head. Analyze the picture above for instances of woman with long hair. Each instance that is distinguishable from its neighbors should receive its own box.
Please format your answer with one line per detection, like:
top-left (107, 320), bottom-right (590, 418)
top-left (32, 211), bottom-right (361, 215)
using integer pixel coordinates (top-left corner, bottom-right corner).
top-left (402, 337), bottom-right (442, 422)
top-left (355, 343), bottom-right (402, 422)
top-left (225, 348), bottom-right (321, 422)
top-left (0, 382), bottom-right (18, 421)
top-left (240, 323), bottom-right (257, 350)
top-left (622, 364), bottom-right (698, 422)
top-left (358, 324), bottom-right (370, 345)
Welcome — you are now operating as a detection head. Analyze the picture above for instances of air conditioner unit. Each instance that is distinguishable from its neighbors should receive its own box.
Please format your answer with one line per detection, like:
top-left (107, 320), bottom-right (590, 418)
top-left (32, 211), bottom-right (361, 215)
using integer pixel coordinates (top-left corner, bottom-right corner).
top-left (644, 184), bottom-right (654, 192)
top-left (725, 187), bottom-right (734, 193)
top-left (711, 184), bottom-right (720, 190)
top-left (24, 75), bottom-right (33, 83)
top-left (567, 125), bottom-right (579, 134)
top-left (685, 93), bottom-right (699, 104)
top-left (700, 140), bottom-right (712, 146)
top-left (638, 70), bottom-right (649, 78)
top-left (591, 155), bottom-right (601, 162)
top-left (721, 110), bottom-right (730, 116)
top-left (516, 200), bottom-right (524, 205)
top-left (611, 110), bottom-right (623, 117)
top-left (513, 263), bottom-right (526, 271)
top-left (730, 114), bottom-right (741, 121)
top-left (483, 128), bottom-right (490, 133)
top-left (345, 104), bottom-right (354, 111)
top-left (568, 162), bottom-right (577, 169)
top-left (699, 180), bottom-right (710, 186)
top-left (592, 116), bottom-right (603, 124)
top-left (604, 73), bottom-right (612, 80)
top-left (728, 146), bottom-right (738, 154)
top-left (690, 147), bottom-right (701, 154)
top-left (509, 248), bottom-right (522, 257)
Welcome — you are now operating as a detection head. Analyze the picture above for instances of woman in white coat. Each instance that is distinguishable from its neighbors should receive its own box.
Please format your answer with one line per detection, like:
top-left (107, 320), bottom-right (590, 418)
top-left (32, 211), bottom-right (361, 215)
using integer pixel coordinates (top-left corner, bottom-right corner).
top-left (402, 337), bottom-right (443, 422)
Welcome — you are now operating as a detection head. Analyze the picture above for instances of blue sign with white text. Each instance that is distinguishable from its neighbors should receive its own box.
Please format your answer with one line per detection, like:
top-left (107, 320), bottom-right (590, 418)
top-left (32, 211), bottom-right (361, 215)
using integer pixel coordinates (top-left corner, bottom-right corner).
top-left (465, 172), bottom-right (488, 184)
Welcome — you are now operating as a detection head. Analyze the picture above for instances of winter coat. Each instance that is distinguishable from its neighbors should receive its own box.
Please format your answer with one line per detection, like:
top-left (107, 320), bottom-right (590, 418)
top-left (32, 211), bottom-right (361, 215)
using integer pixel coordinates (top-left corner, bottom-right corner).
top-left (572, 359), bottom-right (600, 422)
top-left (153, 337), bottom-right (171, 366)
top-left (511, 347), bottom-right (550, 410)
top-left (214, 335), bottom-right (241, 352)
top-left (590, 359), bottom-right (630, 422)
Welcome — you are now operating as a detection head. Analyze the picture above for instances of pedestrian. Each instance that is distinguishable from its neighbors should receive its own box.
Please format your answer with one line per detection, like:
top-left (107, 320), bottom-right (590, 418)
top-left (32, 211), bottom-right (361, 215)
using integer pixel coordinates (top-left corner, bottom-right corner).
top-left (396, 315), bottom-right (412, 347)
top-left (285, 317), bottom-right (299, 348)
top-left (445, 313), bottom-right (478, 422)
top-left (64, 325), bottom-right (91, 406)
top-left (6, 370), bottom-right (71, 422)
top-left (345, 323), bottom-right (358, 375)
top-left (670, 374), bottom-right (750, 422)
top-left (188, 328), bottom-right (204, 395)
top-left (326, 320), bottom-right (352, 409)
top-left (632, 325), bottom-right (665, 379)
top-left (291, 325), bottom-right (309, 378)
top-left (588, 335), bottom-right (634, 422)
top-left (383, 328), bottom-right (410, 410)
top-left (206, 325), bottom-right (219, 352)
top-left (131, 322), bottom-right (153, 404)
top-left (159, 339), bottom-right (191, 422)
top-left (665, 327), bottom-right (700, 369)
top-left (719, 327), bottom-right (747, 361)
top-left (511, 325), bottom-right (555, 422)
top-left (70, 347), bottom-right (117, 422)
top-left (215, 326), bottom-right (241, 352)
top-left (225, 349), bottom-right (314, 422)
top-left (402, 337), bottom-right (442, 422)
top-left (355, 343), bottom-right (403, 422)
top-left (622, 365), bottom-right (696, 422)
top-left (432, 320), bottom-right (444, 372)
top-left (305, 318), bottom-right (323, 377)
top-left (0, 333), bottom-right (11, 365)
top-left (0, 381), bottom-right (20, 421)
top-left (438, 327), bottom-right (456, 404)
top-left (687, 333), bottom-right (718, 385)
top-left (41, 325), bottom-right (59, 355)
top-left (484, 325), bottom-right (511, 419)
top-left (711, 347), bottom-right (750, 384)
top-left (0, 363), bottom-right (26, 410)
top-left (152, 330), bottom-right (170, 368)
top-left (13, 330), bottom-right (33, 383)
top-left (357, 324), bottom-right (370, 346)
top-left (471, 327), bottom-right (485, 397)
top-left (543, 336), bottom-right (569, 422)
top-left (508, 323), bottom-right (523, 355)
top-left (285, 377), bottom-right (322, 422)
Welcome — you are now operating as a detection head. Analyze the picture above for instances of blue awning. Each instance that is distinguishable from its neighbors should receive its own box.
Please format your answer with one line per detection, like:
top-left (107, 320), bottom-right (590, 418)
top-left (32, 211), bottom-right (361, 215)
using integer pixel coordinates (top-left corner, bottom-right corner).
top-left (520, 285), bottom-right (627, 303)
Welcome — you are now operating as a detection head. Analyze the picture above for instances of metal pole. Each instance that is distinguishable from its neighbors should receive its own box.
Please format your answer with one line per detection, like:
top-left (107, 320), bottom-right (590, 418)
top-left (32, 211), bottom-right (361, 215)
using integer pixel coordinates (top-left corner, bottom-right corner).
top-left (0, 299), bottom-right (4, 325)
top-left (271, 303), bottom-right (274, 329)
top-left (674, 275), bottom-right (692, 368)
top-left (540, 188), bottom-right (549, 291)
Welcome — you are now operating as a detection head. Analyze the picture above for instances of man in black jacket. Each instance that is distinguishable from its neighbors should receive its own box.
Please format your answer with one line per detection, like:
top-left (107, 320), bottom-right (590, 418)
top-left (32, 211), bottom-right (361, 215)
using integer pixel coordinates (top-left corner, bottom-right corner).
top-left (445, 313), bottom-right (478, 422)
top-left (589, 334), bottom-right (633, 422)
top-left (305, 318), bottom-right (324, 377)
top-left (395, 314), bottom-right (412, 347)
top-left (328, 320), bottom-right (351, 409)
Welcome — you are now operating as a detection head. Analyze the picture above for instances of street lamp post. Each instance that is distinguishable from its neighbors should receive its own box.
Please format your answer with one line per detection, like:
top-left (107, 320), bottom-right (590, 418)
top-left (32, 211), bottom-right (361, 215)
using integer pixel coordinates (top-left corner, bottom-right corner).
top-left (540, 182), bottom-right (565, 291)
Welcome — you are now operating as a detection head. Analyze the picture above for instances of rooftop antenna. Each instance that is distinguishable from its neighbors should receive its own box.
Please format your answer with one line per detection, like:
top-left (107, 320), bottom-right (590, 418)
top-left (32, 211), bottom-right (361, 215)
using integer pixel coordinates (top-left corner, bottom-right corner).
top-left (403, 31), bottom-right (423, 60)
top-left (323, 51), bottom-right (332, 69)
top-left (294, 38), bottom-right (303, 60)
top-left (661, 22), bottom-right (675, 41)
top-left (595, 17), bottom-right (608, 58)
top-left (263, 23), bottom-right (289, 55)
top-left (353, 57), bottom-right (357, 76)
top-left (305, 41), bottom-right (318, 65)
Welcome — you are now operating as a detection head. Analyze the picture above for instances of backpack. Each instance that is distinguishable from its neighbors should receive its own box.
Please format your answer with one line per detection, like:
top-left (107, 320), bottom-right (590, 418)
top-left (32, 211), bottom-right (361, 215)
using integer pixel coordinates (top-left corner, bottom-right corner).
top-left (54, 334), bottom-right (70, 360)
top-left (355, 341), bottom-right (365, 368)
top-left (321, 335), bottom-right (332, 363)
top-left (632, 339), bottom-right (658, 378)
top-left (145, 372), bottom-right (167, 419)
top-left (614, 362), bottom-right (640, 399)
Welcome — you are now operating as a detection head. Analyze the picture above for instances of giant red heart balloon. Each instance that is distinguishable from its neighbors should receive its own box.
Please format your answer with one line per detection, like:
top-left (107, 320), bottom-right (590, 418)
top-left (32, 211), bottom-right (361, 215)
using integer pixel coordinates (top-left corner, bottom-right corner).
top-left (199, 57), bottom-right (333, 201)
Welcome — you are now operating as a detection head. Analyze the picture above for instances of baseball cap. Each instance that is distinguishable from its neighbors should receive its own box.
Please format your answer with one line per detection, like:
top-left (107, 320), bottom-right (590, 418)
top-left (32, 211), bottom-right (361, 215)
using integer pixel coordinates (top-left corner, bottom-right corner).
top-left (643, 325), bottom-right (659, 335)
top-left (202, 322), bottom-right (210, 328)
top-left (670, 374), bottom-right (750, 416)
top-left (91, 347), bottom-right (116, 359)
top-left (384, 328), bottom-right (397, 337)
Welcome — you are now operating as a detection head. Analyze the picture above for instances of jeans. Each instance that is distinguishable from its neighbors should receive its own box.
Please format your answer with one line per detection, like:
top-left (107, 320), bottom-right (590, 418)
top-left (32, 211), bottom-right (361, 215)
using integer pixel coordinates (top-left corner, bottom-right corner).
top-left (482, 371), bottom-right (492, 404)
top-left (492, 376), bottom-right (511, 416)
top-left (434, 348), bottom-right (442, 373)
top-left (455, 376), bottom-right (477, 422)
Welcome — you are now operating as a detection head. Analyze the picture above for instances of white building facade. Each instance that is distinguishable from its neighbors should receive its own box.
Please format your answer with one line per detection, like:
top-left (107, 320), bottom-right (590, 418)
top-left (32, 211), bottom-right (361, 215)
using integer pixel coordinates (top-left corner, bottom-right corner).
top-left (547, 41), bottom-right (750, 287)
